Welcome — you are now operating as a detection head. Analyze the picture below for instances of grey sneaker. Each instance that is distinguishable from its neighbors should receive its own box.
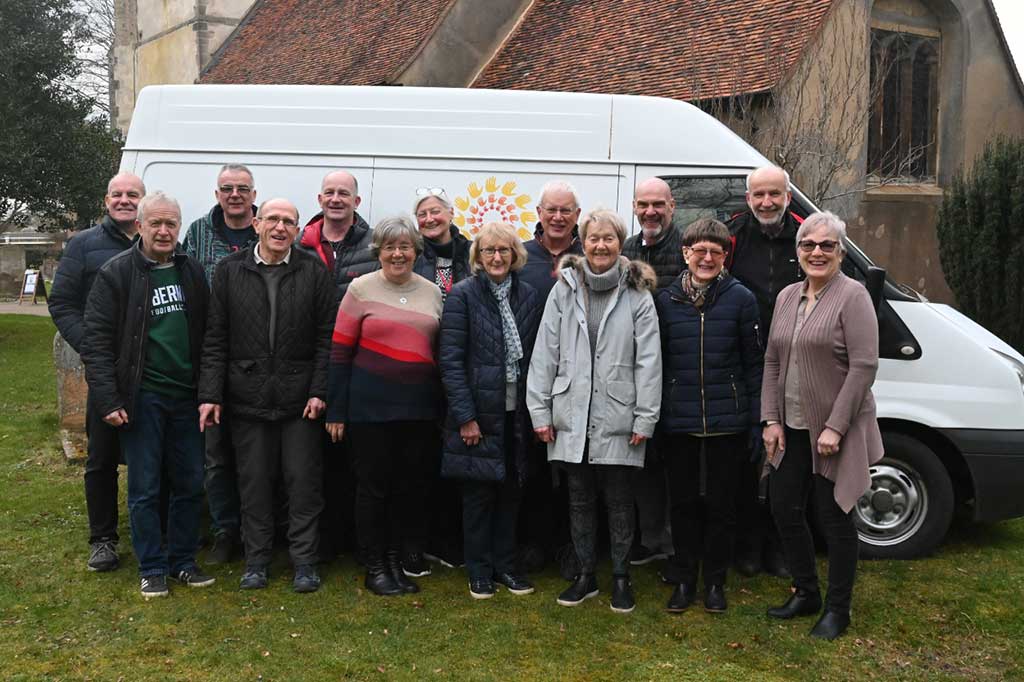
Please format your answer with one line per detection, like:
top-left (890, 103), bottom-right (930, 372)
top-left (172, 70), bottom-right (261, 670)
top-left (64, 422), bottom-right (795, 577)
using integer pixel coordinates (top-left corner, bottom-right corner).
top-left (140, 575), bottom-right (169, 599)
top-left (88, 541), bottom-right (119, 572)
top-left (171, 566), bottom-right (216, 588)
top-left (293, 564), bottom-right (321, 593)
top-left (240, 566), bottom-right (269, 590)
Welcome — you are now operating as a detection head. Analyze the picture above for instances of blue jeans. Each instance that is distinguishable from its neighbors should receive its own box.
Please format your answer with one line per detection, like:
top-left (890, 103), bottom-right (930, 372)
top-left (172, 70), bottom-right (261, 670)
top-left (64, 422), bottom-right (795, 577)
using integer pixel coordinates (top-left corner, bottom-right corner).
top-left (120, 390), bottom-right (204, 577)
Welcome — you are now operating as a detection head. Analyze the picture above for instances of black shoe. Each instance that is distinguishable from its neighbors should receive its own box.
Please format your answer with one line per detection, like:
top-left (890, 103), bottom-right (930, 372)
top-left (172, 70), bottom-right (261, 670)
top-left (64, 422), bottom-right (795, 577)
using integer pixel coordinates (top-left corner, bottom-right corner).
top-left (763, 547), bottom-right (791, 579)
top-left (88, 541), bottom-right (119, 572)
top-left (423, 541), bottom-right (465, 569)
top-left (767, 588), bottom-right (822, 619)
top-left (388, 550), bottom-right (420, 594)
top-left (610, 575), bottom-right (635, 614)
top-left (239, 566), bottom-right (269, 590)
top-left (171, 565), bottom-right (216, 588)
top-left (365, 555), bottom-right (402, 596)
top-left (494, 572), bottom-right (534, 595)
top-left (629, 545), bottom-right (668, 566)
top-left (208, 533), bottom-right (241, 565)
top-left (704, 585), bottom-right (727, 613)
top-left (140, 574), bottom-right (168, 599)
top-left (556, 573), bottom-right (598, 606)
top-left (666, 583), bottom-right (697, 613)
top-left (809, 610), bottom-right (851, 640)
top-left (402, 551), bottom-right (431, 578)
top-left (293, 564), bottom-right (321, 593)
top-left (469, 578), bottom-right (496, 600)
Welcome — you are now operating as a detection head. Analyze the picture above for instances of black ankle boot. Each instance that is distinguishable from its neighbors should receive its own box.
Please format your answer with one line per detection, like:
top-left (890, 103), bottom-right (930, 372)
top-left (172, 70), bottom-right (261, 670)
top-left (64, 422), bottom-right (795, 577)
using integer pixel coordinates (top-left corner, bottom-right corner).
top-left (809, 610), bottom-right (850, 640)
top-left (666, 583), bottom-right (697, 613)
top-left (556, 573), bottom-right (598, 606)
top-left (365, 553), bottom-right (402, 596)
top-left (767, 588), bottom-right (822, 619)
top-left (387, 550), bottom-right (419, 593)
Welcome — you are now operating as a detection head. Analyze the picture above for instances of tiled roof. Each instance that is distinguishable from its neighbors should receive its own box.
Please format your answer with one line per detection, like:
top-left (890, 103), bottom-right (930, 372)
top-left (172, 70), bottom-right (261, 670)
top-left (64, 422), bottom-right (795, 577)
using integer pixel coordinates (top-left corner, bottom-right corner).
top-left (473, 0), bottom-right (836, 100)
top-left (201, 0), bottom-right (455, 85)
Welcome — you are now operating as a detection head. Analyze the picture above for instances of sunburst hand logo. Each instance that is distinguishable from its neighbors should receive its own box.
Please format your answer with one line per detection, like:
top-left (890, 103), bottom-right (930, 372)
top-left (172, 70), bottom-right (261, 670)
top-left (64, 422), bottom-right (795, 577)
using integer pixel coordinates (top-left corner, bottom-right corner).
top-left (453, 177), bottom-right (537, 241)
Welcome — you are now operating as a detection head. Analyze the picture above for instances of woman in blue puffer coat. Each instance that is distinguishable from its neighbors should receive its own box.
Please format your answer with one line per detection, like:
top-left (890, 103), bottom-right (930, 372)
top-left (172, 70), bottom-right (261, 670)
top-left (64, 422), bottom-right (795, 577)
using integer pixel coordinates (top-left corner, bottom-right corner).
top-left (655, 217), bottom-right (764, 616)
top-left (439, 222), bottom-right (542, 600)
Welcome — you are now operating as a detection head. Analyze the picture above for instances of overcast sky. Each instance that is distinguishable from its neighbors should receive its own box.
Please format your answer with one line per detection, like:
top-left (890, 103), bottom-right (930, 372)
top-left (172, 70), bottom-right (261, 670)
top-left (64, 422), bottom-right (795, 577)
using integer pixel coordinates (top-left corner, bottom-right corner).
top-left (991, 0), bottom-right (1024, 78)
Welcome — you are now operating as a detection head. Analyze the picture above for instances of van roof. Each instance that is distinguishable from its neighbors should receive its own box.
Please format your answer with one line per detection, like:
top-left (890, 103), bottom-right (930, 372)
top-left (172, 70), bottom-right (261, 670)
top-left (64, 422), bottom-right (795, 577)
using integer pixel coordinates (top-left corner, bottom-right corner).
top-left (125, 85), bottom-right (769, 169)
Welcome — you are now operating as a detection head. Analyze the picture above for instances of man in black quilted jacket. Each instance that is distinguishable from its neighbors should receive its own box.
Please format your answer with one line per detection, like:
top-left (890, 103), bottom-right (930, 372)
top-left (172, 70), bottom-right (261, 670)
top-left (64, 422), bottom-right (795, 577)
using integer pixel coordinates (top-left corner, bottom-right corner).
top-left (49, 171), bottom-right (145, 574)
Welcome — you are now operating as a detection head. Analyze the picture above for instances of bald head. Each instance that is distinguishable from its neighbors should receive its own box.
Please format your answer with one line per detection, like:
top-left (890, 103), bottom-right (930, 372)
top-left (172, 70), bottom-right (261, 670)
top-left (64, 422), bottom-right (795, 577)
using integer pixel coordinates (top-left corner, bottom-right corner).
top-left (633, 176), bottom-right (675, 240)
top-left (255, 198), bottom-right (300, 264)
top-left (319, 170), bottom-right (361, 231)
top-left (105, 172), bottom-right (146, 230)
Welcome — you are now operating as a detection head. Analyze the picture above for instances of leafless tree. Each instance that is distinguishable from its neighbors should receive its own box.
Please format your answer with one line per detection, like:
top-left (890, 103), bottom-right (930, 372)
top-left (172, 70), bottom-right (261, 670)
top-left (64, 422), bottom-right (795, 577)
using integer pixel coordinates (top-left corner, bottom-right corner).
top-left (72, 0), bottom-right (116, 116)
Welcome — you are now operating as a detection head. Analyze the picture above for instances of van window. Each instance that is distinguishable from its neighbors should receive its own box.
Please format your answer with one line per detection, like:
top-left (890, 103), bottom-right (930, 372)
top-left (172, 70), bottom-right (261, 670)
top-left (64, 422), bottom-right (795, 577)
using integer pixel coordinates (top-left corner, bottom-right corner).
top-left (661, 176), bottom-right (749, 227)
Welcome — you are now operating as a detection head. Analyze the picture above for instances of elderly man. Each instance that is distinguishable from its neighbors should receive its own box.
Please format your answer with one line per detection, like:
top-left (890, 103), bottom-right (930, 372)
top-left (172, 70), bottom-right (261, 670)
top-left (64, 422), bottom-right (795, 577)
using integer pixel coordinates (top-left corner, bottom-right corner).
top-left (49, 172), bottom-right (146, 573)
top-left (519, 180), bottom-right (584, 302)
top-left (621, 177), bottom-right (682, 567)
top-left (727, 165), bottom-right (805, 579)
top-left (181, 163), bottom-right (259, 564)
top-left (80, 192), bottom-right (212, 599)
top-left (199, 198), bottom-right (336, 593)
top-left (299, 170), bottom-right (377, 305)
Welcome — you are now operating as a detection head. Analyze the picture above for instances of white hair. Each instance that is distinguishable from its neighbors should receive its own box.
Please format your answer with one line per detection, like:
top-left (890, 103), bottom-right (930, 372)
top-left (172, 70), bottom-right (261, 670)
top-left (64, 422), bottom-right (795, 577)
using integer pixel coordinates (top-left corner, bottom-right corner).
top-left (745, 165), bottom-right (792, 192)
top-left (796, 211), bottom-right (848, 253)
top-left (537, 180), bottom-right (581, 209)
top-left (137, 191), bottom-right (181, 223)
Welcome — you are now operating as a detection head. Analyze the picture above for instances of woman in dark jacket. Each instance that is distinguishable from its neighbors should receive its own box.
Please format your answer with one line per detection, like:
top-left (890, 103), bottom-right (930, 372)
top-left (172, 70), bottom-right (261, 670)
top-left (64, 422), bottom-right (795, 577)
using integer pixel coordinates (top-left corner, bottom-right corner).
top-left (412, 187), bottom-right (471, 300)
top-left (655, 217), bottom-right (763, 615)
top-left (439, 222), bottom-right (541, 599)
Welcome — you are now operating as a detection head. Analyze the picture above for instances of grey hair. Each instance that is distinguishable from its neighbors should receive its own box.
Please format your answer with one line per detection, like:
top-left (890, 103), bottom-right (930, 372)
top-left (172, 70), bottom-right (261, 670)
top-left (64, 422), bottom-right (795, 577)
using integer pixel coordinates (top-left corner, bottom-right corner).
top-left (537, 180), bottom-right (582, 209)
top-left (796, 211), bottom-right (848, 253)
top-left (218, 163), bottom-right (255, 183)
top-left (137, 191), bottom-right (181, 223)
top-left (579, 207), bottom-right (627, 246)
top-left (370, 215), bottom-right (424, 257)
top-left (745, 165), bottom-right (792, 192)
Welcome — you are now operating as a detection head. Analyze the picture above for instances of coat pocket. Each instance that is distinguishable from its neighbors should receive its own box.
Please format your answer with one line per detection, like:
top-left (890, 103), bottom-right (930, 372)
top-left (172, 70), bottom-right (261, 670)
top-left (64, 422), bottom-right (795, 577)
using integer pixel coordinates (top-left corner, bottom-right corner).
top-left (550, 374), bottom-right (573, 432)
top-left (605, 380), bottom-right (637, 435)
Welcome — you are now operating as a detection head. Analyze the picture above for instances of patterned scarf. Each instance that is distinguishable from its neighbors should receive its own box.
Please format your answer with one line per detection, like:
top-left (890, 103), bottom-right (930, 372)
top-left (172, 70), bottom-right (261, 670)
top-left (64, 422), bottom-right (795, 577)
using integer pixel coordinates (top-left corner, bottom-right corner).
top-left (681, 270), bottom-right (717, 309)
top-left (487, 276), bottom-right (523, 383)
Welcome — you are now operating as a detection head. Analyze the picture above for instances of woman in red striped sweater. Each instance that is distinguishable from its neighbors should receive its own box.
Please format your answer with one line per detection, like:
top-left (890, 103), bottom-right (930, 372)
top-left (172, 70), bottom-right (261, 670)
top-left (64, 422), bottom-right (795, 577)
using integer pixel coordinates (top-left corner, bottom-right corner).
top-left (326, 215), bottom-right (444, 596)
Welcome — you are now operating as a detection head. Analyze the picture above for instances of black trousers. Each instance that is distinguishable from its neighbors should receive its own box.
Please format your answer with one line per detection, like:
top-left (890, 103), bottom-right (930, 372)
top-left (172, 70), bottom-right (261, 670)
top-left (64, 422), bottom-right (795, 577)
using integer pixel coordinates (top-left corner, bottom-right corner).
top-left (665, 433), bottom-right (746, 588)
top-left (231, 416), bottom-right (324, 567)
top-left (770, 427), bottom-right (859, 613)
top-left (517, 440), bottom-right (569, 557)
top-left (319, 434), bottom-right (356, 560)
top-left (203, 418), bottom-right (241, 539)
top-left (348, 420), bottom-right (435, 556)
top-left (564, 458), bottom-right (635, 576)
top-left (84, 394), bottom-right (121, 544)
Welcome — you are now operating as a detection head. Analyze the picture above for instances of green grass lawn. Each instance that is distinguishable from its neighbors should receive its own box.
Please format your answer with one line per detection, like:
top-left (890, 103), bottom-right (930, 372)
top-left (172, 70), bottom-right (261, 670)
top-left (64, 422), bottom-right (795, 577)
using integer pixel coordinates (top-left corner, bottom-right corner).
top-left (0, 313), bottom-right (1022, 681)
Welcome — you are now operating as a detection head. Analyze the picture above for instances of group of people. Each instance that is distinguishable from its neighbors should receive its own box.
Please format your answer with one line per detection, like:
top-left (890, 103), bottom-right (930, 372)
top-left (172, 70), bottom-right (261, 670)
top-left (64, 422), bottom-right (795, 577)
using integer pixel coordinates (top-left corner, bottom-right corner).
top-left (49, 163), bottom-right (882, 641)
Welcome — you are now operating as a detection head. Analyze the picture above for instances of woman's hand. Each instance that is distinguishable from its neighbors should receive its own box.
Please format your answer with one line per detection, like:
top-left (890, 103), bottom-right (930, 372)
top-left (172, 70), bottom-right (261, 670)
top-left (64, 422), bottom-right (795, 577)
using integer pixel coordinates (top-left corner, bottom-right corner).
top-left (817, 427), bottom-right (842, 456)
top-left (763, 423), bottom-right (785, 463)
top-left (629, 433), bottom-right (647, 446)
top-left (534, 426), bottom-right (556, 443)
top-left (460, 420), bottom-right (482, 447)
top-left (325, 422), bottom-right (345, 443)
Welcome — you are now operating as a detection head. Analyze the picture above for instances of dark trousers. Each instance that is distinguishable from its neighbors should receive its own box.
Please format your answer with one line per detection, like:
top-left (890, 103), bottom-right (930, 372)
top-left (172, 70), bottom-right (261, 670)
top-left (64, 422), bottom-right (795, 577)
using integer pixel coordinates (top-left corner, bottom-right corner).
top-left (633, 439), bottom-right (671, 552)
top-left (203, 418), bottom-right (241, 539)
top-left (319, 434), bottom-right (356, 560)
top-left (664, 433), bottom-right (745, 587)
top-left (770, 427), bottom-right (858, 613)
top-left (348, 421), bottom-right (435, 556)
top-left (120, 390), bottom-right (204, 577)
top-left (461, 413), bottom-right (522, 579)
top-left (231, 416), bottom-right (324, 567)
top-left (518, 441), bottom-right (569, 557)
top-left (564, 458), bottom-right (635, 576)
top-left (85, 394), bottom-right (121, 544)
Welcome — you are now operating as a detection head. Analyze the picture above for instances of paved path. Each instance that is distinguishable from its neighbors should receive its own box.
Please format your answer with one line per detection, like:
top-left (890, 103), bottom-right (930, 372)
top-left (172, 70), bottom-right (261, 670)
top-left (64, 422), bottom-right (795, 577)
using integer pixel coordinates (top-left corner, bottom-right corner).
top-left (0, 302), bottom-right (51, 317)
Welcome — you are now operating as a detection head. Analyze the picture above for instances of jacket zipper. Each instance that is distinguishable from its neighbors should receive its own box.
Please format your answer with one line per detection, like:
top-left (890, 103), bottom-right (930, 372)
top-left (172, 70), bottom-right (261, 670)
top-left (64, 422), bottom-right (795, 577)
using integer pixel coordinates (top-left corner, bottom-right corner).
top-left (699, 311), bottom-right (707, 435)
top-left (731, 379), bottom-right (739, 412)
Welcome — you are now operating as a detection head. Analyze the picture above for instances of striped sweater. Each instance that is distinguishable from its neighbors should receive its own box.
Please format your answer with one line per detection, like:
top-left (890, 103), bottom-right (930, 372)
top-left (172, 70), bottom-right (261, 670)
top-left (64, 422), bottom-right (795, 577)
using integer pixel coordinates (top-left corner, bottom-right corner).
top-left (327, 270), bottom-right (443, 423)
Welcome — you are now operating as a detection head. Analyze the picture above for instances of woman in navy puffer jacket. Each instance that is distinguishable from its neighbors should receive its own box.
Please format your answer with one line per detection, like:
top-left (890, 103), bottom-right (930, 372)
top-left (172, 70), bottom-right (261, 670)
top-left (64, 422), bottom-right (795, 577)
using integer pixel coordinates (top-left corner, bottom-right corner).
top-left (439, 222), bottom-right (542, 600)
top-left (655, 217), bottom-right (764, 615)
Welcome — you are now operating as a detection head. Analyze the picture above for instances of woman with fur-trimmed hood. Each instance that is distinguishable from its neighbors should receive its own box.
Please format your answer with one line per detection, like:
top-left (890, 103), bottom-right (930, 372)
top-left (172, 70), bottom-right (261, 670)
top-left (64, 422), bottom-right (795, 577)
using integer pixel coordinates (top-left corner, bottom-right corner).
top-left (527, 208), bottom-right (662, 614)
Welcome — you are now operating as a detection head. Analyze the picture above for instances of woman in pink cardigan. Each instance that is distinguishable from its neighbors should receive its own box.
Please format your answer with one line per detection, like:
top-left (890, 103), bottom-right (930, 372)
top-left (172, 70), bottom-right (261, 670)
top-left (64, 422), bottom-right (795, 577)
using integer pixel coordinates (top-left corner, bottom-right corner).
top-left (761, 211), bottom-right (883, 641)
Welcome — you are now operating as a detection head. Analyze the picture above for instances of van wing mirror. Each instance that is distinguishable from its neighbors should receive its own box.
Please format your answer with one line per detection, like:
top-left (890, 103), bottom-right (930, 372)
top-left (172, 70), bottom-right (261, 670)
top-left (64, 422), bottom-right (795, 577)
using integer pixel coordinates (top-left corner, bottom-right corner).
top-left (866, 266), bottom-right (886, 312)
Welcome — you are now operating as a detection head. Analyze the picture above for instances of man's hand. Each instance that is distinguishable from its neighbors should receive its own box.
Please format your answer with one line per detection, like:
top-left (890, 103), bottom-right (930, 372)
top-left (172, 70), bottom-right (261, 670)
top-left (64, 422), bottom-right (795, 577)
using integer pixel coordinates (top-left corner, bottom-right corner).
top-left (303, 397), bottom-right (326, 420)
top-left (103, 408), bottom-right (128, 427)
top-left (198, 403), bottom-right (221, 432)
top-left (326, 422), bottom-right (345, 443)
top-left (460, 420), bottom-right (482, 447)
top-left (534, 425), bottom-right (556, 443)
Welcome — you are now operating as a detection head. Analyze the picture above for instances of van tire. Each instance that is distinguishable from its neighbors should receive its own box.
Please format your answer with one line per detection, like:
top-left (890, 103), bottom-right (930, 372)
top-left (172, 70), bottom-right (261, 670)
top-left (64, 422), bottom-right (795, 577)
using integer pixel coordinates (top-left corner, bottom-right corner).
top-left (854, 433), bottom-right (954, 559)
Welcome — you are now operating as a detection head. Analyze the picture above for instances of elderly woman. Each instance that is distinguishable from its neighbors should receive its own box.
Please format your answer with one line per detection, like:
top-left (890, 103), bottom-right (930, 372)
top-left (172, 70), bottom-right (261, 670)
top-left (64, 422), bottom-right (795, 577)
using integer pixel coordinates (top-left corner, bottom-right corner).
top-left (326, 216), bottom-right (443, 596)
top-left (761, 211), bottom-right (883, 640)
top-left (655, 218), bottom-right (763, 615)
top-left (439, 222), bottom-right (542, 599)
top-left (413, 187), bottom-right (471, 300)
top-left (527, 208), bottom-right (661, 614)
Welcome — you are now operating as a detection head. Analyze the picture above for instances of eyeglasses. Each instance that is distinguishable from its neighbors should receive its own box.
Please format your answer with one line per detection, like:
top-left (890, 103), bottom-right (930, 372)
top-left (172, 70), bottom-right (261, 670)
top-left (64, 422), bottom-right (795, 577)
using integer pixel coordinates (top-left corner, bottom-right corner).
top-left (218, 185), bottom-right (252, 195)
top-left (381, 243), bottom-right (415, 254)
top-left (540, 206), bottom-right (577, 216)
top-left (685, 246), bottom-right (726, 259)
top-left (480, 247), bottom-right (512, 257)
top-left (416, 187), bottom-right (448, 200)
top-left (797, 239), bottom-right (839, 254)
top-left (257, 215), bottom-right (297, 228)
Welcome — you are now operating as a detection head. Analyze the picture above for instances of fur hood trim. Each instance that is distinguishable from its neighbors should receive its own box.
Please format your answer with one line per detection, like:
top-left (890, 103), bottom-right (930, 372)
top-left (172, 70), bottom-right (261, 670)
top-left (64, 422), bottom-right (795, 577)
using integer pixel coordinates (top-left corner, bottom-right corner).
top-left (558, 254), bottom-right (657, 292)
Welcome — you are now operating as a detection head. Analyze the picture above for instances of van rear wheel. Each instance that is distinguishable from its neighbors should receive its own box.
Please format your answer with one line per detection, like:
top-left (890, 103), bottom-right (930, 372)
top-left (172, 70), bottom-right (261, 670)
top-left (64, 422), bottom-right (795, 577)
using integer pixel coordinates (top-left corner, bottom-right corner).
top-left (855, 433), bottom-right (953, 559)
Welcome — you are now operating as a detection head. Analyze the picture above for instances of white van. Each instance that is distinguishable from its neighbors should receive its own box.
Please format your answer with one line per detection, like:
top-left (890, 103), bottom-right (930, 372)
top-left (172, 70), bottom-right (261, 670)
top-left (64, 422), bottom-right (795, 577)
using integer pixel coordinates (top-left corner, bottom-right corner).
top-left (121, 84), bottom-right (1024, 559)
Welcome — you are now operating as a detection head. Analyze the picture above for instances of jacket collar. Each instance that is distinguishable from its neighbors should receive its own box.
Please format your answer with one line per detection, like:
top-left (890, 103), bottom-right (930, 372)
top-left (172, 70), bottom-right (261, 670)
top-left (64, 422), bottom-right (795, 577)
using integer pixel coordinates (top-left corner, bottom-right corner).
top-left (558, 254), bottom-right (657, 293)
top-left (300, 211), bottom-right (369, 247)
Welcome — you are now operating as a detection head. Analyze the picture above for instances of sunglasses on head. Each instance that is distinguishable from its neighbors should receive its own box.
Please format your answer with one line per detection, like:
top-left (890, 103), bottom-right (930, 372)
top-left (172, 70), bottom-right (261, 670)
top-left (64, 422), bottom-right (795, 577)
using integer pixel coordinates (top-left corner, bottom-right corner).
top-left (415, 187), bottom-right (448, 200)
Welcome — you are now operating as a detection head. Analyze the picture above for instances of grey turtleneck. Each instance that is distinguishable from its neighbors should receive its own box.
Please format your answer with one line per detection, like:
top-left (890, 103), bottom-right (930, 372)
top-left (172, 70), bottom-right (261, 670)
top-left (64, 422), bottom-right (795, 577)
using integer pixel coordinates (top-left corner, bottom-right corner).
top-left (582, 259), bottom-right (621, 365)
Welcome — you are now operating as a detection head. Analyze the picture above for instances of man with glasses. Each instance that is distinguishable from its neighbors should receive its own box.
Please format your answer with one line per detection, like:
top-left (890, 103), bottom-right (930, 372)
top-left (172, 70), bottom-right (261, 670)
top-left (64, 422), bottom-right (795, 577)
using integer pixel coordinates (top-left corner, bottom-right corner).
top-left (726, 164), bottom-right (805, 580)
top-left (199, 198), bottom-right (335, 593)
top-left (182, 163), bottom-right (260, 565)
top-left (50, 172), bottom-right (146, 573)
top-left (519, 180), bottom-right (584, 303)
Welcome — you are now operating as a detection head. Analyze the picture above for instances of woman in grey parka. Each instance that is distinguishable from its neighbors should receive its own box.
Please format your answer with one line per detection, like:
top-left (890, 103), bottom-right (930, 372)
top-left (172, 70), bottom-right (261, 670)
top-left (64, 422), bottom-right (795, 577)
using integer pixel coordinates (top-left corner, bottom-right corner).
top-left (527, 208), bottom-right (661, 614)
